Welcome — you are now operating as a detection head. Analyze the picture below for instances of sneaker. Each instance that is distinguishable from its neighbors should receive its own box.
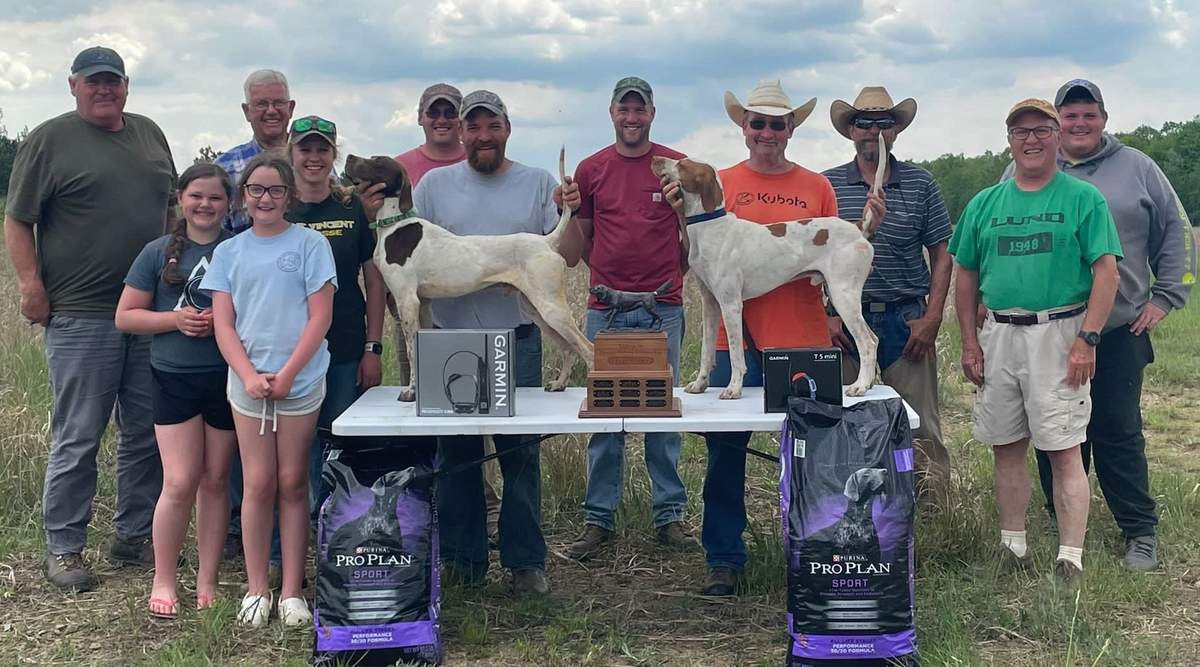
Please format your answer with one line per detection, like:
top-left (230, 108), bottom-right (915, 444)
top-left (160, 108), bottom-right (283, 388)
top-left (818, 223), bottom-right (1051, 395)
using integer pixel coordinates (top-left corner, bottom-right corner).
top-left (237, 591), bottom-right (273, 627)
top-left (565, 525), bottom-right (612, 560)
top-left (277, 596), bottom-right (312, 627)
top-left (701, 567), bottom-right (739, 596)
top-left (1053, 559), bottom-right (1083, 589)
top-left (991, 545), bottom-right (1033, 576)
top-left (109, 536), bottom-right (154, 567)
top-left (511, 568), bottom-right (550, 596)
top-left (1122, 535), bottom-right (1158, 571)
top-left (45, 553), bottom-right (97, 593)
top-left (656, 522), bottom-right (699, 550)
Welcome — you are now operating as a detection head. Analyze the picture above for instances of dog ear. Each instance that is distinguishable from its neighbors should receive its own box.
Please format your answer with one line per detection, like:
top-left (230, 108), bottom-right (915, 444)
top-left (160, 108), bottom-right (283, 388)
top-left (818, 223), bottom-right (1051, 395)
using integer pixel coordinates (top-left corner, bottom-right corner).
top-left (843, 472), bottom-right (862, 502)
top-left (388, 160), bottom-right (413, 213)
top-left (677, 160), bottom-right (723, 213)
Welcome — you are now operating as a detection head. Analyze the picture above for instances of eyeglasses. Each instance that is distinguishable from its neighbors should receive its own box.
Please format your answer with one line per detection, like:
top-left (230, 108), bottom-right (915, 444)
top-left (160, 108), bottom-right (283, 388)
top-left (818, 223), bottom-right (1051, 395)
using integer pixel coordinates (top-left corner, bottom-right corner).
top-left (1008, 126), bottom-right (1056, 140)
top-left (852, 117), bottom-right (897, 130)
top-left (249, 99), bottom-right (291, 112)
top-left (244, 184), bottom-right (289, 199)
top-left (748, 119), bottom-right (788, 131)
top-left (424, 108), bottom-right (459, 120)
top-left (291, 117), bottom-right (336, 135)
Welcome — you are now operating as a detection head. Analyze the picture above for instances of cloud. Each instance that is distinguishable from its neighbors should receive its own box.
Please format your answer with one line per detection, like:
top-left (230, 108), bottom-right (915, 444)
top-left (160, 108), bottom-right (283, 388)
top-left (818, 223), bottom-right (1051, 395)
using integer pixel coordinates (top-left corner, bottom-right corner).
top-left (0, 51), bottom-right (49, 92)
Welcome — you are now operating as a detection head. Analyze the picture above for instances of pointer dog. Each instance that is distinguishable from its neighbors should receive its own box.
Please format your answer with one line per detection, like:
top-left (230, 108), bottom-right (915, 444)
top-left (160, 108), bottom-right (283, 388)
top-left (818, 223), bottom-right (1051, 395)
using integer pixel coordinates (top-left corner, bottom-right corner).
top-left (345, 150), bottom-right (593, 402)
top-left (650, 135), bottom-right (886, 399)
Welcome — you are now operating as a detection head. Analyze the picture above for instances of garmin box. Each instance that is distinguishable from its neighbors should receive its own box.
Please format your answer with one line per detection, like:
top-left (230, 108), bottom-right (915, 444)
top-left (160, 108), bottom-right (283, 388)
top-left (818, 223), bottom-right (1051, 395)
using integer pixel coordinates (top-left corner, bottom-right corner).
top-left (416, 329), bottom-right (515, 417)
top-left (763, 347), bottom-right (843, 412)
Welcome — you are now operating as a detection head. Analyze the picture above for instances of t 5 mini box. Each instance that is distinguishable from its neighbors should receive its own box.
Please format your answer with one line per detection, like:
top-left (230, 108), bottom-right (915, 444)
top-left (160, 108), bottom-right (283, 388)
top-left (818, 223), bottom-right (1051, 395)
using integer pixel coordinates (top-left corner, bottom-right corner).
top-left (416, 329), bottom-right (515, 417)
top-left (763, 347), bottom-right (843, 412)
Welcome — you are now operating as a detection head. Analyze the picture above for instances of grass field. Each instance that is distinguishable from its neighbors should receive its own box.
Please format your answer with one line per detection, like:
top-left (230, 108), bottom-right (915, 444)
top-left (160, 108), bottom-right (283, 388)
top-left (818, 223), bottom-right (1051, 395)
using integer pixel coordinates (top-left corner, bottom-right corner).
top-left (0, 197), bottom-right (1198, 665)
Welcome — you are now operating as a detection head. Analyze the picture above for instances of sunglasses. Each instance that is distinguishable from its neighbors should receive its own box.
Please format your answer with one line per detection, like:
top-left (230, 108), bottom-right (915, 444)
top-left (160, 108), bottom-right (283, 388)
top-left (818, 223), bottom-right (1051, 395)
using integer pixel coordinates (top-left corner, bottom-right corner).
top-left (424, 108), bottom-right (459, 120)
top-left (244, 184), bottom-right (289, 199)
top-left (290, 117), bottom-right (336, 135)
top-left (852, 117), bottom-right (897, 130)
top-left (748, 118), bottom-right (788, 131)
top-left (1008, 125), bottom-right (1056, 140)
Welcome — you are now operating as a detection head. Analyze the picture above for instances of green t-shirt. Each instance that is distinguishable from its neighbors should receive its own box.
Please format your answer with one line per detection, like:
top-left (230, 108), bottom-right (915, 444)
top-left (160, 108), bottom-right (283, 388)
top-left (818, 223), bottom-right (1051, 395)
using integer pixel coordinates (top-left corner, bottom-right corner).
top-left (6, 111), bottom-right (177, 317)
top-left (949, 171), bottom-right (1122, 312)
top-left (287, 194), bottom-right (375, 364)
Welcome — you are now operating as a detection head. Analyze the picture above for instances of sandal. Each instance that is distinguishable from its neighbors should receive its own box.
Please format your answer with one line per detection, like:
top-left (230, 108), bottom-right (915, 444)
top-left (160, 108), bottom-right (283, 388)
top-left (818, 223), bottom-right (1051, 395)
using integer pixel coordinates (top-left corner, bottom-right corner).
top-left (237, 591), bottom-right (273, 627)
top-left (277, 596), bottom-right (312, 627)
top-left (196, 593), bottom-right (217, 610)
top-left (148, 596), bottom-right (179, 621)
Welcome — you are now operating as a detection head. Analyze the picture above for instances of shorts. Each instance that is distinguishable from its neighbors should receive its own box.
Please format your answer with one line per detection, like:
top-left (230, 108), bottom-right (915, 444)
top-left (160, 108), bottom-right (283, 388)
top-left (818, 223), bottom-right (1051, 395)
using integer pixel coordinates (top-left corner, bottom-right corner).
top-left (972, 308), bottom-right (1090, 452)
top-left (152, 367), bottom-right (235, 430)
top-left (227, 370), bottom-right (326, 435)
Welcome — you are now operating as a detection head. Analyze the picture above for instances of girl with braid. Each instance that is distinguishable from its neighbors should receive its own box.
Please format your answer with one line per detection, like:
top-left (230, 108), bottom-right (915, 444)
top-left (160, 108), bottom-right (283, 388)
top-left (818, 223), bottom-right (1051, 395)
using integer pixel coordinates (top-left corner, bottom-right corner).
top-left (116, 163), bottom-right (237, 620)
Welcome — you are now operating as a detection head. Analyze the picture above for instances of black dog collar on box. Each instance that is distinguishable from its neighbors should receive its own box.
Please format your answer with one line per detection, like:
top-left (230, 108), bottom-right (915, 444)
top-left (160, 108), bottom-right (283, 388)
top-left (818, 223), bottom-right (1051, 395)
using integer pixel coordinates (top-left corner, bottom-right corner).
top-left (442, 350), bottom-right (488, 414)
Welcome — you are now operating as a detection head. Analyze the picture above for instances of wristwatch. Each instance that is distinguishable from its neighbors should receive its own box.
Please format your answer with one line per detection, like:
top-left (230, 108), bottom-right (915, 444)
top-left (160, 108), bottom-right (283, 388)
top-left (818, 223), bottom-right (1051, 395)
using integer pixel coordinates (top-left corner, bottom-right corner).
top-left (364, 341), bottom-right (383, 355)
top-left (1077, 330), bottom-right (1101, 346)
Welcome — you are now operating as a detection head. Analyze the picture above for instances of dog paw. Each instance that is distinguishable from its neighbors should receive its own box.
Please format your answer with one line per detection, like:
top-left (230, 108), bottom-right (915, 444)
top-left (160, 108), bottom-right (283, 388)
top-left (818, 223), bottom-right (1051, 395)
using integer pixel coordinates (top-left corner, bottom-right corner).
top-left (544, 380), bottom-right (567, 392)
top-left (718, 386), bottom-right (743, 400)
top-left (398, 386), bottom-right (416, 402)
top-left (684, 380), bottom-right (708, 394)
top-left (846, 381), bottom-right (871, 397)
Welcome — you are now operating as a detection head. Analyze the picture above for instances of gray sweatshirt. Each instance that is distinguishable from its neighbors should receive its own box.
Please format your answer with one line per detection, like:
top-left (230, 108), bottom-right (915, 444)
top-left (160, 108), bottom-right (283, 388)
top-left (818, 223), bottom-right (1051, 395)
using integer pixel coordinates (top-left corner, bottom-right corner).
top-left (1001, 134), bottom-right (1195, 331)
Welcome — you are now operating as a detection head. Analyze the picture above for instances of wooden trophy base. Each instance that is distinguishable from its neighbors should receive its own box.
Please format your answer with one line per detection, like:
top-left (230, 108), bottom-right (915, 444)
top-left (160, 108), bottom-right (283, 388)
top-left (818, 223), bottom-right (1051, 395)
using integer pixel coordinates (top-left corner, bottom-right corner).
top-left (578, 369), bottom-right (682, 418)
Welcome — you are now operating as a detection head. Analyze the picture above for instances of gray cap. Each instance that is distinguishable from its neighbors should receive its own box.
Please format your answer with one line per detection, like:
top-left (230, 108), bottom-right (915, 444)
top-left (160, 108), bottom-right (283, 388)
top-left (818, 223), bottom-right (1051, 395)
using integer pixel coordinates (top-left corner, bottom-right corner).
top-left (419, 83), bottom-right (463, 113)
top-left (461, 90), bottom-right (507, 118)
top-left (1054, 79), bottom-right (1105, 110)
top-left (71, 46), bottom-right (126, 78)
top-left (612, 76), bottom-right (653, 105)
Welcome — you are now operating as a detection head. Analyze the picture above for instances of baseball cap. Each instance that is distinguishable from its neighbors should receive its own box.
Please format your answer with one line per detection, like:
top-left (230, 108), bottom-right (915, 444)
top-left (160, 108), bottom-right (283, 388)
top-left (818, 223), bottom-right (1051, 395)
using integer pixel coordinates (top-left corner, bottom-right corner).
top-left (612, 76), bottom-right (653, 105)
top-left (289, 115), bottom-right (337, 146)
top-left (461, 90), bottom-right (507, 118)
top-left (1005, 98), bottom-right (1059, 127)
top-left (71, 46), bottom-right (126, 78)
top-left (1054, 78), bottom-right (1105, 110)
top-left (419, 83), bottom-right (463, 114)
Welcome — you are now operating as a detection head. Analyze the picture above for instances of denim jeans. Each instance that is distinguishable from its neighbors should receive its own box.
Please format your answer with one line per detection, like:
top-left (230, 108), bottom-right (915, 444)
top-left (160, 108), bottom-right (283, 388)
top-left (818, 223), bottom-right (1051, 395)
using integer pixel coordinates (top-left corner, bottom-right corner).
top-left (582, 304), bottom-right (687, 530)
top-left (310, 360), bottom-right (364, 523)
top-left (700, 348), bottom-right (763, 571)
top-left (437, 326), bottom-right (546, 580)
top-left (43, 316), bottom-right (161, 554)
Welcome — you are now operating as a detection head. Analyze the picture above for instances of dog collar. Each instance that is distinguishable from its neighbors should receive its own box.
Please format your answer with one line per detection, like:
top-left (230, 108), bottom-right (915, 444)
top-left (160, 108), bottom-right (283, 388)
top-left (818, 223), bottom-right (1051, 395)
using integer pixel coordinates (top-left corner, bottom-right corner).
top-left (685, 208), bottom-right (726, 225)
top-left (369, 209), bottom-right (418, 230)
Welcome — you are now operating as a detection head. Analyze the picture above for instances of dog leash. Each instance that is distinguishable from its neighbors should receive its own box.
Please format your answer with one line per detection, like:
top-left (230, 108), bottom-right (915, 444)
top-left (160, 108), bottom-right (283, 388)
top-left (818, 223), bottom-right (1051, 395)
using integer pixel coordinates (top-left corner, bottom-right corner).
top-left (369, 209), bottom-right (419, 230)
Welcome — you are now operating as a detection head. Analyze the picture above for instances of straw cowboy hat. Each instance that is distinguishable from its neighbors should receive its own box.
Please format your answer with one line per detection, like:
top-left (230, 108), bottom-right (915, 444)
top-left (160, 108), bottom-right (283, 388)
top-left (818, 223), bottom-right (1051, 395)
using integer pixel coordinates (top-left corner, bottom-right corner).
top-left (724, 80), bottom-right (817, 127)
top-left (829, 86), bottom-right (917, 139)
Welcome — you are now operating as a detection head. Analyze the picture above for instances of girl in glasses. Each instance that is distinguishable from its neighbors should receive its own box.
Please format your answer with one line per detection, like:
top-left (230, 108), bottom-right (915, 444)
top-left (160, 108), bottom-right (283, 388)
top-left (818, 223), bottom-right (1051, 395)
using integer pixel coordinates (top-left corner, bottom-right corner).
top-left (200, 153), bottom-right (337, 627)
top-left (283, 115), bottom-right (386, 532)
top-left (116, 163), bottom-right (237, 620)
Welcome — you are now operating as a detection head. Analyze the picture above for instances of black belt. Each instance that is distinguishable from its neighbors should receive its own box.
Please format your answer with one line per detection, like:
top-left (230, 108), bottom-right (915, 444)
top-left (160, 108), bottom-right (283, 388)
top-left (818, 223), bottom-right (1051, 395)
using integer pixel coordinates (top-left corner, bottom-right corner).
top-left (990, 304), bottom-right (1085, 326)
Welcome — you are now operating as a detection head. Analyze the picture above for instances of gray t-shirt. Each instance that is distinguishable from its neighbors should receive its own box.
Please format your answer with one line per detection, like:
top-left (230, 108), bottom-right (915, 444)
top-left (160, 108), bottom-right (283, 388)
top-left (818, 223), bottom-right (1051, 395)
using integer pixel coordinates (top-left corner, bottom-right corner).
top-left (200, 223), bottom-right (338, 399)
top-left (124, 231), bottom-right (232, 373)
top-left (412, 161), bottom-right (560, 329)
top-left (6, 111), bottom-right (177, 317)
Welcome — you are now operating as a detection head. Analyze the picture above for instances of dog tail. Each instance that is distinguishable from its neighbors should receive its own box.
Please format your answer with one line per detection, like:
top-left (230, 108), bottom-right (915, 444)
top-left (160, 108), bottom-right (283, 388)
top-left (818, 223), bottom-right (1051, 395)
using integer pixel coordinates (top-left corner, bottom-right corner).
top-left (858, 132), bottom-right (887, 238)
top-left (653, 279), bottom-right (673, 296)
top-left (546, 145), bottom-right (573, 249)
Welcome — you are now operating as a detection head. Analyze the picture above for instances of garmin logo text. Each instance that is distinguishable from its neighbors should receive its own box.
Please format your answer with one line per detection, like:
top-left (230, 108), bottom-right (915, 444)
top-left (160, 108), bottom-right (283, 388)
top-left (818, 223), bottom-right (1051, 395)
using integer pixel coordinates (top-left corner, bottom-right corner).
top-left (493, 334), bottom-right (509, 409)
top-left (767, 355), bottom-right (789, 361)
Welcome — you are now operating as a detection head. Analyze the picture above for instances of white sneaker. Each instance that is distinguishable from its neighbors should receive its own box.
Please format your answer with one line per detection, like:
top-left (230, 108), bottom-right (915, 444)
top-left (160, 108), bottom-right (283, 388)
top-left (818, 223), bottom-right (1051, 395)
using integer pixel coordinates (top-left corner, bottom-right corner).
top-left (237, 591), bottom-right (272, 627)
top-left (277, 596), bottom-right (312, 627)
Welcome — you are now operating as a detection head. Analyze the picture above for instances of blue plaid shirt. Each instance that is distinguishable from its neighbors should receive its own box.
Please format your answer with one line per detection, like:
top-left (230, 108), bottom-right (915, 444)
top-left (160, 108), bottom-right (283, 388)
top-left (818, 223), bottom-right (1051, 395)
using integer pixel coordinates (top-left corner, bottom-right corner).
top-left (213, 138), bottom-right (263, 234)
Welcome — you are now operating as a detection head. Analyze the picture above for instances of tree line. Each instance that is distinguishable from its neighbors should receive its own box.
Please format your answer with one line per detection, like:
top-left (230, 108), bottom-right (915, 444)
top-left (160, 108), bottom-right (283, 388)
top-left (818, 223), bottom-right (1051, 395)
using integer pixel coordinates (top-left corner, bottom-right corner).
top-left (2, 108), bottom-right (1197, 225)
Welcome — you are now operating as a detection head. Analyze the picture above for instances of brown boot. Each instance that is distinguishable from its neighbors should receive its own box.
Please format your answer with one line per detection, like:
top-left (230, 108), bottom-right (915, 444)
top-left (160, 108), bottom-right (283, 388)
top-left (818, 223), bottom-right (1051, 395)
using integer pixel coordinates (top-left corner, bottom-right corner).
top-left (701, 567), bottom-right (739, 596)
top-left (511, 568), bottom-right (549, 596)
top-left (565, 525), bottom-right (612, 560)
top-left (45, 553), bottom-right (97, 593)
top-left (656, 521), bottom-right (698, 550)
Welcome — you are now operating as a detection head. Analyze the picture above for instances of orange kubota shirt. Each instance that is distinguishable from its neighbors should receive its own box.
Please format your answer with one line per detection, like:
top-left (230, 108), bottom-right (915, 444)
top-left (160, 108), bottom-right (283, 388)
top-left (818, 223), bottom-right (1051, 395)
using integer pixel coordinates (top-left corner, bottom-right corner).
top-left (715, 161), bottom-right (838, 351)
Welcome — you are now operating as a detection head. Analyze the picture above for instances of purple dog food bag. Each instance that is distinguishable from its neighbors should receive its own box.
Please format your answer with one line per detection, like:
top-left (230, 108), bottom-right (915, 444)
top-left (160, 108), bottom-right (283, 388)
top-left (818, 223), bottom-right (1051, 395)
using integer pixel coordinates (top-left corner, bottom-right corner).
top-left (314, 458), bottom-right (441, 666)
top-left (781, 398), bottom-right (918, 666)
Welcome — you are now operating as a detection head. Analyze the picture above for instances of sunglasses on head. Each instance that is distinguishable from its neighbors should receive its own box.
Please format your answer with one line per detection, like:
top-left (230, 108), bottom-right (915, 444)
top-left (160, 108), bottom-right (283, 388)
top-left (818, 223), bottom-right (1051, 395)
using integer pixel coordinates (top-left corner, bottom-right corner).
top-left (290, 117), bottom-right (336, 135)
top-left (424, 107), bottom-right (459, 120)
top-left (748, 118), bottom-right (788, 131)
top-left (852, 117), bottom-right (897, 130)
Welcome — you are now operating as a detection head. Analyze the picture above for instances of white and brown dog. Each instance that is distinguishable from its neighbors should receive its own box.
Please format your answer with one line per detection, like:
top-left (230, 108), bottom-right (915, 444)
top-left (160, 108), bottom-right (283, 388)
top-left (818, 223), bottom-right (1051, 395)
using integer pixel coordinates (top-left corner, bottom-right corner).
top-left (650, 136), bottom-right (886, 399)
top-left (345, 150), bottom-right (593, 402)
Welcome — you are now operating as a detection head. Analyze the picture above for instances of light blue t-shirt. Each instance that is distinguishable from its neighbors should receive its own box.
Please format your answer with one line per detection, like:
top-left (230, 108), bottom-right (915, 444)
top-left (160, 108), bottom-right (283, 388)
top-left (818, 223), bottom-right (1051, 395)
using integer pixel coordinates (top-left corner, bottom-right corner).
top-left (413, 161), bottom-right (560, 329)
top-left (200, 223), bottom-right (338, 399)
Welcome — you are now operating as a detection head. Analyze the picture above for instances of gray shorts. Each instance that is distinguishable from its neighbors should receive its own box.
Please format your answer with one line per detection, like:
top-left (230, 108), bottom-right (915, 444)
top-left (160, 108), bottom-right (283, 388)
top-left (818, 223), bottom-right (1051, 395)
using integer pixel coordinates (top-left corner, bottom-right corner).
top-left (227, 370), bottom-right (325, 434)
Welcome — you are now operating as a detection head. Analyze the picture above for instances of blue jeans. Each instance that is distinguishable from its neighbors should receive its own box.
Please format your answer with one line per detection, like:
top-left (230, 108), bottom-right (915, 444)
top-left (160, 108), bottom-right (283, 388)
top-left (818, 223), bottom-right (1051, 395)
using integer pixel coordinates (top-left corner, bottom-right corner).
top-left (310, 360), bottom-right (364, 523)
top-left (701, 349), bottom-right (763, 571)
top-left (582, 304), bottom-right (687, 530)
top-left (437, 326), bottom-right (546, 580)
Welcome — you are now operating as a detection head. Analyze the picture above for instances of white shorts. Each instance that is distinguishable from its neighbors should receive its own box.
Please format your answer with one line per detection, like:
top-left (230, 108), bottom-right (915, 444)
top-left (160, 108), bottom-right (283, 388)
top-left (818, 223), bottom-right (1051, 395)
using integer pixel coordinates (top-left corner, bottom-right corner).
top-left (227, 371), bottom-right (325, 434)
top-left (972, 309), bottom-right (1090, 452)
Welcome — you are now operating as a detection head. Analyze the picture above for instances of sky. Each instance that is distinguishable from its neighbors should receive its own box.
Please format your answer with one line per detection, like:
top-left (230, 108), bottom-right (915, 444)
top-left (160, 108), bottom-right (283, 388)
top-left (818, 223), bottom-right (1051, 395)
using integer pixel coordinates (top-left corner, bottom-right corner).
top-left (1, 0), bottom-right (1196, 178)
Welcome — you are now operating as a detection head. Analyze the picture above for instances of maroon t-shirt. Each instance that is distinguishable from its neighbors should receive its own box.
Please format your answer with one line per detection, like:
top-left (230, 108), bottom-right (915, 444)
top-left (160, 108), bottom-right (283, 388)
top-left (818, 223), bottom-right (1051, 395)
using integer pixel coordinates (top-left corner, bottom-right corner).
top-left (575, 143), bottom-right (686, 309)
